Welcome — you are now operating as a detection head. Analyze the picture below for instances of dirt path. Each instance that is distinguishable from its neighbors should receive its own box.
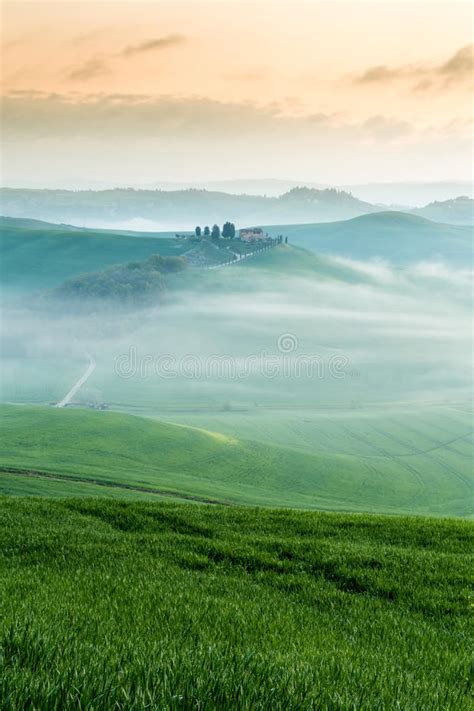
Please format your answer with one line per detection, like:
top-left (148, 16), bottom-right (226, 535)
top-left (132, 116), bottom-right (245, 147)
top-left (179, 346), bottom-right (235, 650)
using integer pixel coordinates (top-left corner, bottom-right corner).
top-left (204, 249), bottom-right (261, 269)
top-left (55, 354), bottom-right (96, 408)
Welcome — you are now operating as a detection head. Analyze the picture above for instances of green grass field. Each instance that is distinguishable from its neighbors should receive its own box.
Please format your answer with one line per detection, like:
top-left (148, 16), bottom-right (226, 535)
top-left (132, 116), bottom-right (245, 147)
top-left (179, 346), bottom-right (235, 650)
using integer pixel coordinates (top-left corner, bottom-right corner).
top-left (0, 224), bottom-right (189, 292)
top-left (1, 405), bottom-right (472, 517)
top-left (0, 210), bottom-right (472, 709)
top-left (0, 497), bottom-right (471, 709)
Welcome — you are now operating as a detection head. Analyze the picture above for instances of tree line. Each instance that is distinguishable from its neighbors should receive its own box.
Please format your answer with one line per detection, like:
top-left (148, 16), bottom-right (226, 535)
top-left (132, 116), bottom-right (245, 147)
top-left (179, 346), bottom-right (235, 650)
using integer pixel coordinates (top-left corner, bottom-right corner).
top-left (194, 222), bottom-right (236, 239)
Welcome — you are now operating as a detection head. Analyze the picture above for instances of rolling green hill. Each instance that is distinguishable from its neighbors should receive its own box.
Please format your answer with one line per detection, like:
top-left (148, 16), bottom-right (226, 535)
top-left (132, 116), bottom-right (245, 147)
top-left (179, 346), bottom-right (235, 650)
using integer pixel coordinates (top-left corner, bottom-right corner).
top-left (0, 217), bottom-right (274, 295)
top-left (0, 221), bottom-right (190, 291)
top-left (1, 405), bottom-right (471, 517)
top-left (3, 210), bottom-right (470, 297)
top-left (0, 497), bottom-right (471, 709)
top-left (0, 215), bottom-right (354, 298)
top-left (234, 241), bottom-right (356, 278)
top-left (165, 243), bottom-right (362, 297)
top-left (265, 211), bottom-right (472, 265)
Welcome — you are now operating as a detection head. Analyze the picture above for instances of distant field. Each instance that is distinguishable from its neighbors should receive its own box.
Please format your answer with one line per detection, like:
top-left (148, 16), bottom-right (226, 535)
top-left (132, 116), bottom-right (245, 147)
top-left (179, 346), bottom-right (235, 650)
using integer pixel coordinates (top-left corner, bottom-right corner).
top-left (1, 405), bottom-right (472, 517)
top-left (0, 497), bottom-right (471, 709)
top-left (162, 402), bottom-right (474, 454)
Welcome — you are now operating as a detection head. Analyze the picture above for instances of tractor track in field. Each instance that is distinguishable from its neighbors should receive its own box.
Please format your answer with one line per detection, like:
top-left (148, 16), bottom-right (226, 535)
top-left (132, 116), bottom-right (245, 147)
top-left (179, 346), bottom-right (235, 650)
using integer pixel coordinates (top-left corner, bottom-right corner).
top-left (0, 466), bottom-right (231, 506)
top-left (358, 431), bottom-right (474, 459)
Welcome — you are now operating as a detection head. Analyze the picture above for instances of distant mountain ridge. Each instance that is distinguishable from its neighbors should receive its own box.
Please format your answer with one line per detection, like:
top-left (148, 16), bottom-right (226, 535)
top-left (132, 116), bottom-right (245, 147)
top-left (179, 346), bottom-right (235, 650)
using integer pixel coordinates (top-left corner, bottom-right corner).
top-left (413, 196), bottom-right (473, 225)
top-left (3, 179), bottom-right (472, 205)
top-left (1, 186), bottom-right (472, 229)
top-left (0, 186), bottom-right (380, 229)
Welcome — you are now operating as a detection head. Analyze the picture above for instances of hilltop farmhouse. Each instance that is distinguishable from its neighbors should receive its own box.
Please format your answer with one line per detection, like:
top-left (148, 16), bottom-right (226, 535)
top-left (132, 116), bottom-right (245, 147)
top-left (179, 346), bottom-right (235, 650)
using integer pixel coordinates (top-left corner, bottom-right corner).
top-left (239, 228), bottom-right (269, 242)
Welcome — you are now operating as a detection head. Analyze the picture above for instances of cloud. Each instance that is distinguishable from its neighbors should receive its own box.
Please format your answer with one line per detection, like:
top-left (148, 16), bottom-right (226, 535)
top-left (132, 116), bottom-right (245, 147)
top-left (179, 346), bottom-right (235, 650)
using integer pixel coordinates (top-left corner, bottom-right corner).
top-left (121, 34), bottom-right (187, 57)
top-left (0, 91), bottom-right (419, 146)
top-left (64, 34), bottom-right (187, 83)
top-left (362, 115), bottom-right (413, 140)
top-left (67, 59), bottom-right (110, 81)
top-left (353, 44), bottom-right (473, 89)
top-left (438, 44), bottom-right (473, 81)
top-left (306, 112), bottom-right (333, 124)
top-left (356, 65), bottom-right (411, 84)
top-left (413, 78), bottom-right (432, 92)
top-left (0, 92), bottom-right (288, 138)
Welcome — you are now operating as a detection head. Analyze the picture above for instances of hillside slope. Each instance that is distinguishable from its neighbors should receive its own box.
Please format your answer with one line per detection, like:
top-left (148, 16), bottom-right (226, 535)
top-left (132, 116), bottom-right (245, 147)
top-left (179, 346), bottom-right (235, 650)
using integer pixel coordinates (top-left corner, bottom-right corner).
top-left (1, 405), bottom-right (471, 517)
top-left (0, 222), bottom-right (189, 291)
top-left (4, 211), bottom-right (470, 296)
top-left (0, 216), bottom-right (358, 296)
top-left (265, 211), bottom-right (472, 265)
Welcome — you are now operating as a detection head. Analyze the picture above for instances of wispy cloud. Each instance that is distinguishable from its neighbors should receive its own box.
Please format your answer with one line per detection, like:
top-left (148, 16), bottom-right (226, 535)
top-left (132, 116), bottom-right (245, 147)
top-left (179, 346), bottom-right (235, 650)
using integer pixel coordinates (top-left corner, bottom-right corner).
top-left (64, 33), bottom-right (187, 83)
top-left (354, 44), bottom-right (473, 89)
top-left (438, 44), bottom-right (473, 82)
top-left (121, 34), bottom-right (187, 58)
top-left (1, 91), bottom-right (418, 144)
top-left (67, 59), bottom-right (110, 82)
top-left (356, 65), bottom-right (415, 84)
top-left (5, 91), bottom-right (472, 188)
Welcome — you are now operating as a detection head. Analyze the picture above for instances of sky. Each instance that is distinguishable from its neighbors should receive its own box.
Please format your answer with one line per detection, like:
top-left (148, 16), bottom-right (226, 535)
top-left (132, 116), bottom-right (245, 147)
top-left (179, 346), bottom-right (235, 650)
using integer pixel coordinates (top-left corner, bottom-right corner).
top-left (1, 0), bottom-right (473, 187)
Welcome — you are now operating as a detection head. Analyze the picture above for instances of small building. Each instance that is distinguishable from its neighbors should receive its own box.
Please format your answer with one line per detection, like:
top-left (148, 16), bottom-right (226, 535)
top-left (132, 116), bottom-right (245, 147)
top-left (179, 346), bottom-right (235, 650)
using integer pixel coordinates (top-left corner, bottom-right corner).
top-left (239, 228), bottom-right (268, 242)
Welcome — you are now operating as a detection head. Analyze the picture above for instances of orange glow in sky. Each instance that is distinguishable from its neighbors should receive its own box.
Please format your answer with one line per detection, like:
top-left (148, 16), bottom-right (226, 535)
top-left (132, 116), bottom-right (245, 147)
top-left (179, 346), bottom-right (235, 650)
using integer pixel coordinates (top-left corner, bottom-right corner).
top-left (1, 1), bottom-right (472, 184)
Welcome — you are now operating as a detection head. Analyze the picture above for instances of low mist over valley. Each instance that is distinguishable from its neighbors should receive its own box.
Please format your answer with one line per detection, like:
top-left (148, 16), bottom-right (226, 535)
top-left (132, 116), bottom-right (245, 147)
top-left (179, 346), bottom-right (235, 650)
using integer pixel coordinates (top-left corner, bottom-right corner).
top-left (1, 2), bottom-right (472, 705)
top-left (1, 208), bottom-right (472, 522)
top-left (2, 211), bottom-right (471, 460)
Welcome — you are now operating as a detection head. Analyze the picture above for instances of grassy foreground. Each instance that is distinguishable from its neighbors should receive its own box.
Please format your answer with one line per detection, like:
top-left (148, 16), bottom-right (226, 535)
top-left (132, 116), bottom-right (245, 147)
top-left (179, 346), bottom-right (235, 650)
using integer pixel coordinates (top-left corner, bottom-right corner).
top-left (0, 497), bottom-right (472, 709)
